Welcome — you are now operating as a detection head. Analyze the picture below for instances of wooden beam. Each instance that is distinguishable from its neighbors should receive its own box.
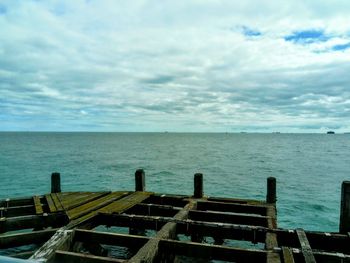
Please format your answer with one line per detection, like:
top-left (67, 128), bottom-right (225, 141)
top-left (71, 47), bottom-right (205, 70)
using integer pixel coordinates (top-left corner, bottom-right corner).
top-left (265, 206), bottom-right (281, 263)
top-left (74, 229), bottom-right (149, 248)
top-left (189, 209), bottom-right (269, 227)
top-left (125, 203), bottom-right (181, 217)
top-left (30, 229), bottom-right (74, 262)
top-left (128, 201), bottom-right (197, 263)
top-left (1, 213), bottom-right (67, 233)
top-left (1, 205), bottom-right (35, 218)
top-left (159, 238), bottom-right (267, 262)
top-left (196, 200), bottom-right (267, 216)
top-left (296, 228), bottom-right (316, 263)
top-left (0, 228), bottom-right (57, 248)
top-left (55, 250), bottom-right (125, 263)
top-left (97, 213), bottom-right (267, 243)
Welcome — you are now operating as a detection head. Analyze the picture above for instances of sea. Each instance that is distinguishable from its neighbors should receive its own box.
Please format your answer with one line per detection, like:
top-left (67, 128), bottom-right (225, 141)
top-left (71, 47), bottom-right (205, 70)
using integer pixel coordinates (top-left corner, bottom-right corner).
top-left (1, 132), bottom-right (349, 232)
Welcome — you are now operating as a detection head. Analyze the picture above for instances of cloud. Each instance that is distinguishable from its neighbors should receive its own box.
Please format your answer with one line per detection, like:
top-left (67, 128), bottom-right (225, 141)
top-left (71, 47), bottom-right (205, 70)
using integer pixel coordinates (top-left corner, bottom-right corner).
top-left (0, 1), bottom-right (350, 132)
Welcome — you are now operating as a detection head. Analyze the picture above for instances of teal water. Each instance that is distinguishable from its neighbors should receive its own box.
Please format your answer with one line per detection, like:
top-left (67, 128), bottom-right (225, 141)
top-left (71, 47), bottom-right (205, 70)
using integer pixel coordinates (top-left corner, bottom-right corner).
top-left (0, 132), bottom-right (349, 232)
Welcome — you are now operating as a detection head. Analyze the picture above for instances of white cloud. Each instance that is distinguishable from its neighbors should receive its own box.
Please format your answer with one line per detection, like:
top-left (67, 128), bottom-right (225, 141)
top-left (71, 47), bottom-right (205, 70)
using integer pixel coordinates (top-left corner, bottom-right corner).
top-left (0, 0), bottom-right (350, 132)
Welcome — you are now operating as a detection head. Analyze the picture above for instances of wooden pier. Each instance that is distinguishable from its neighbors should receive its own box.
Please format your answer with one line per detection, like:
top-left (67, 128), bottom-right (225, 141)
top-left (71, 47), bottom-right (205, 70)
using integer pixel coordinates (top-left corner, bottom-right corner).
top-left (0, 171), bottom-right (350, 262)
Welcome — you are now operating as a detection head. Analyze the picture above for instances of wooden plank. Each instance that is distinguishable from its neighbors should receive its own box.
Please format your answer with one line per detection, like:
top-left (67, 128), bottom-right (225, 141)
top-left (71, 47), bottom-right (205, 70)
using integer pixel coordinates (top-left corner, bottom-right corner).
top-left (282, 247), bottom-right (295, 263)
top-left (55, 250), bottom-right (125, 263)
top-left (296, 228), bottom-right (316, 263)
top-left (0, 228), bottom-right (58, 248)
top-left (98, 192), bottom-right (153, 214)
top-left (33, 196), bottom-right (43, 215)
top-left (45, 194), bottom-right (57, 213)
top-left (51, 193), bottom-right (64, 211)
top-left (66, 192), bottom-right (129, 220)
top-left (129, 200), bottom-right (197, 263)
top-left (59, 192), bottom-right (111, 211)
top-left (30, 229), bottom-right (74, 262)
top-left (1, 205), bottom-right (35, 218)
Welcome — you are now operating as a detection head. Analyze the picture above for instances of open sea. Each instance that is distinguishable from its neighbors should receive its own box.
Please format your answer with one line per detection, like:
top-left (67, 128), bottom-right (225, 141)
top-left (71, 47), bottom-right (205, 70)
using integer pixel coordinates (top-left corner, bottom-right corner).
top-left (1, 132), bottom-right (349, 232)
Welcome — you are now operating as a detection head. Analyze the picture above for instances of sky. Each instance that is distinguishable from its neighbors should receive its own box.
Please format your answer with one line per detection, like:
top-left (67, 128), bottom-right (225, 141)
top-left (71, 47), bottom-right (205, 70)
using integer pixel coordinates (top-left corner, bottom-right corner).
top-left (0, 0), bottom-right (350, 132)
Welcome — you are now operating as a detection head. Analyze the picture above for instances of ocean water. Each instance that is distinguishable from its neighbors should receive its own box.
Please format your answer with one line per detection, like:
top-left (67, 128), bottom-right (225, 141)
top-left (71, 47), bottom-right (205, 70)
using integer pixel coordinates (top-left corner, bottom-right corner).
top-left (0, 132), bottom-right (349, 232)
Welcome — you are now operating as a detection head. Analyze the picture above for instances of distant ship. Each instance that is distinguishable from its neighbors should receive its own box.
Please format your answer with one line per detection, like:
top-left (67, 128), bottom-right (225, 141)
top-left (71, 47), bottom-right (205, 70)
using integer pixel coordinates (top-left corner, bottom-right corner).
top-left (327, 131), bottom-right (335, 134)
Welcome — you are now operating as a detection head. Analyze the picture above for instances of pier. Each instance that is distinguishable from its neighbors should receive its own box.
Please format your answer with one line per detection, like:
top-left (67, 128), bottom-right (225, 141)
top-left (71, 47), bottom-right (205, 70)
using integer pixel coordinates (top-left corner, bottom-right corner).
top-left (0, 171), bottom-right (350, 262)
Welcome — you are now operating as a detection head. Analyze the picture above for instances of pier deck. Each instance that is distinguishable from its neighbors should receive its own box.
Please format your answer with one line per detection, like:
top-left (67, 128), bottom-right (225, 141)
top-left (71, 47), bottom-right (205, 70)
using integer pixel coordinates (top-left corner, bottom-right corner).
top-left (0, 171), bottom-right (350, 263)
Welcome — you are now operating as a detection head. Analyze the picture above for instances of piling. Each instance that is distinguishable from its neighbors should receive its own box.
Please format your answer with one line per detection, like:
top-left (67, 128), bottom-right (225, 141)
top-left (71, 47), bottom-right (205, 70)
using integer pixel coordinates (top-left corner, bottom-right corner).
top-left (339, 181), bottom-right (350, 233)
top-left (135, 169), bottom-right (145, 191)
top-left (266, 177), bottom-right (276, 203)
top-left (51, 172), bottom-right (61, 193)
top-left (194, 173), bottom-right (203, 198)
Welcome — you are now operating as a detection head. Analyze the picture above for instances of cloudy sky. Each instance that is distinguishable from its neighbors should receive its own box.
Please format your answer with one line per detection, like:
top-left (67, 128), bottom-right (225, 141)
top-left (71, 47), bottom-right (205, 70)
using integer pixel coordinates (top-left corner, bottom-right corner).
top-left (1, 0), bottom-right (350, 132)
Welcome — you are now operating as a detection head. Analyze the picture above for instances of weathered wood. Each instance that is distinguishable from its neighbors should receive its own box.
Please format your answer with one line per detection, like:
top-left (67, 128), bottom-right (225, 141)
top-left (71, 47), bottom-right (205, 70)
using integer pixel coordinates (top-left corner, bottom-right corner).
top-left (282, 247), bottom-right (295, 263)
top-left (98, 192), bottom-right (152, 215)
top-left (0, 205), bottom-right (35, 218)
top-left (1, 213), bottom-right (67, 233)
top-left (194, 173), bottom-right (203, 198)
top-left (296, 228), bottom-right (316, 263)
top-left (51, 172), bottom-right (61, 193)
top-left (74, 229), bottom-right (149, 248)
top-left (267, 177), bottom-right (277, 203)
top-left (125, 203), bottom-right (181, 217)
top-left (159, 238), bottom-right (267, 262)
top-left (66, 192), bottom-right (129, 220)
top-left (189, 209), bottom-right (269, 227)
top-left (340, 181), bottom-right (350, 233)
top-left (33, 196), bottom-right (43, 215)
top-left (129, 201), bottom-right (197, 263)
top-left (265, 205), bottom-right (280, 263)
top-left (59, 192), bottom-right (111, 211)
top-left (51, 193), bottom-right (64, 211)
top-left (0, 228), bottom-right (57, 248)
top-left (45, 194), bottom-right (57, 213)
top-left (30, 229), bottom-right (74, 262)
top-left (197, 200), bottom-right (267, 215)
top-left (135, 169), bottom-right (145, 191)
top-left (55, 250), bottom-right (125, 263)
top-left (0, 197), bottom-right (33, 207)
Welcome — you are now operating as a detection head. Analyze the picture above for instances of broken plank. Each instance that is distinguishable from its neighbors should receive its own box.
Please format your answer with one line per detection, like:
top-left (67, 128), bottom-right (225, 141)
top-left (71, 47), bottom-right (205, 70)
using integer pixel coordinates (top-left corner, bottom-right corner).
top-left (55, 250), bottom-right (125, 263)
top-left (33, 196), bottom-right (43, 215)
top-left (296, 228), bottom-right (316, 263)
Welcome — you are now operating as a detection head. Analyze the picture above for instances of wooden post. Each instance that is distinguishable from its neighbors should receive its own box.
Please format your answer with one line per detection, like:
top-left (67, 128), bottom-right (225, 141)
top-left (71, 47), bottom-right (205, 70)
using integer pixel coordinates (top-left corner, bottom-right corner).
top-left (266, 177), bottom-right (276, 203)
top-left (194, 173), bottom-right (203, 198)
top-left (339, 181), bottom-right (350, 233)
top-left (135, 169), bottom-right (145, 191)
top-left (51, 172), bottom-right (61, 193)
